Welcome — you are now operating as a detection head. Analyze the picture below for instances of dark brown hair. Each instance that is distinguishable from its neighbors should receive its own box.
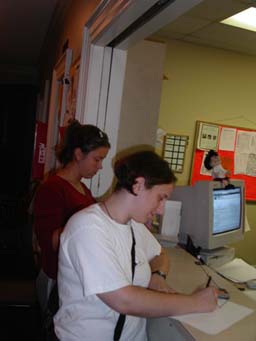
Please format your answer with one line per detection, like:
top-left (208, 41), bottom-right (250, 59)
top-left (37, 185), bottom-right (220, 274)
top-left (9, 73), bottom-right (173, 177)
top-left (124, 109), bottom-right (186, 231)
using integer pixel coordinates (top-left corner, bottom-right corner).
top-left (204, 149), bottom-right (218, 170)
top-left (57, 120), bottom-right (110, 166)
top-left (114, 151), bottom-right (177, 195)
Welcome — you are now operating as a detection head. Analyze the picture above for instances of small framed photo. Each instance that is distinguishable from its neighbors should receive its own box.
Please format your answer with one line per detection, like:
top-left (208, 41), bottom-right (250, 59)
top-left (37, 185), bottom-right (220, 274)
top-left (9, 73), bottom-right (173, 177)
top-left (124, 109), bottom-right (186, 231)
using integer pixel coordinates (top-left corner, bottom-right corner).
top-left (162, 133), bottom-right (189, 173)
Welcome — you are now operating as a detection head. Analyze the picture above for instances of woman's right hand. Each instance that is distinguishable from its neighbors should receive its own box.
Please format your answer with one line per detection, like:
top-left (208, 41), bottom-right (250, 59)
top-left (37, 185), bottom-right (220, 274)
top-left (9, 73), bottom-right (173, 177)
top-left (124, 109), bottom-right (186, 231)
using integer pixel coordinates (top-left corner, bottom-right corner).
top-left (192, 287), bottom-right (218, 313)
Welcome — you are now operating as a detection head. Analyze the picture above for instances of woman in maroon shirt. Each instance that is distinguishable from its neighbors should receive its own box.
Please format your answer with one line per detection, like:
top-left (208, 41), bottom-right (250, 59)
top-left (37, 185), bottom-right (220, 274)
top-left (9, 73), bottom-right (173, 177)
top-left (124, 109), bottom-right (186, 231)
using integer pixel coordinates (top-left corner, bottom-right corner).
top-left (34, 120), bottom-right (110, 311)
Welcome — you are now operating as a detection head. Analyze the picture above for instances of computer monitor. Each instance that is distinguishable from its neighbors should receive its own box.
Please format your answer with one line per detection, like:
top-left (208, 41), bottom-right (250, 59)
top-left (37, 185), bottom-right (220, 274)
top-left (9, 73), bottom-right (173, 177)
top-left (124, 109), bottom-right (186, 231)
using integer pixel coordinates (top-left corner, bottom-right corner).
top-left (170, 180), bottom-right (245, 251)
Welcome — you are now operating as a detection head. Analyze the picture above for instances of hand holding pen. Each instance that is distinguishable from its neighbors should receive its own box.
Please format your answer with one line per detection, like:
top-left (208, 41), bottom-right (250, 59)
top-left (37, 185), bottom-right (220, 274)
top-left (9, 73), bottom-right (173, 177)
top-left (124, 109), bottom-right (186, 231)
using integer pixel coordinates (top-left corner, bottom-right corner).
top-left (205, 274), bottom-right (230, 300)
top-left (206, 275), bottom-right (212, 288)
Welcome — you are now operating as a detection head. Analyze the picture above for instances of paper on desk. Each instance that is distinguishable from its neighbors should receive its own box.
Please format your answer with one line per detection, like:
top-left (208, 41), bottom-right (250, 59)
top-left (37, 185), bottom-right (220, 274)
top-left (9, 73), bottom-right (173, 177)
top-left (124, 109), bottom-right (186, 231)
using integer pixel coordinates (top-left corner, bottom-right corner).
top-left (243, 290), bottom-right (256, 302)
top-left (213, 258), bottom-right (256, 283)
top-left (172, 301), bottom-right (253, 335)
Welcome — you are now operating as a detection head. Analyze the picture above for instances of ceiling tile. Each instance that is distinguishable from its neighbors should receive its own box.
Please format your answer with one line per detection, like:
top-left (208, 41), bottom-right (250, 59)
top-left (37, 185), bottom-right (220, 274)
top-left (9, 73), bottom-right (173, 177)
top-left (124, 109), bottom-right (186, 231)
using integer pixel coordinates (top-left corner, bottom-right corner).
top-left (191, 22), bottom-right (256, 44)
top-left (157, 15), bottom-right (210, 35)
top-left (154, 32), bottom-right (186, 40)
top-left (154, 0), bottom-right (256, 57)
top-left (185, 0), bottom-right (249, 21)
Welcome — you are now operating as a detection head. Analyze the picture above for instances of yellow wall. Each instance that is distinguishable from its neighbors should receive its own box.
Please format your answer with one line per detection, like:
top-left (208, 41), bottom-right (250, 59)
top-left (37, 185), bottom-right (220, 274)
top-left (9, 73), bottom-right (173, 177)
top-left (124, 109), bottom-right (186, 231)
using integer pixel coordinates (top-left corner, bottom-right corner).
top-left (158, 40), bottom-right (256, 264)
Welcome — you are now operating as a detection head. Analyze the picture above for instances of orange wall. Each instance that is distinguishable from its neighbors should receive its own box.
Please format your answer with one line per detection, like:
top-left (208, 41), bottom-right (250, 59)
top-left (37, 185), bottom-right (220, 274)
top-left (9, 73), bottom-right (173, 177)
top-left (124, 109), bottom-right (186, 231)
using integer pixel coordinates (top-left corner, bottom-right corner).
top-left (39, 0), bottom-right (101, 83)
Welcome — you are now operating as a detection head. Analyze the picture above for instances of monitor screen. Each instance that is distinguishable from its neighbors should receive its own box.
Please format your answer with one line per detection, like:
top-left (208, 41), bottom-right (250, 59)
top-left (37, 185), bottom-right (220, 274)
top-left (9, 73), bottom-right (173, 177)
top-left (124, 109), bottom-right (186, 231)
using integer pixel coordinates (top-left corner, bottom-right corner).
top-left (213, 187), bottom-right (241, 235)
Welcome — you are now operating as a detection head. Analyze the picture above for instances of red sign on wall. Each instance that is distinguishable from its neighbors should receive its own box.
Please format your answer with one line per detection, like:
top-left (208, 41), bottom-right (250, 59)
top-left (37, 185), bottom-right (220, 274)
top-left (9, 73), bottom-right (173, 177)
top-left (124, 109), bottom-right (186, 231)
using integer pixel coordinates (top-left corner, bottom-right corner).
top-left (31, 120), bottom-right (48, 180)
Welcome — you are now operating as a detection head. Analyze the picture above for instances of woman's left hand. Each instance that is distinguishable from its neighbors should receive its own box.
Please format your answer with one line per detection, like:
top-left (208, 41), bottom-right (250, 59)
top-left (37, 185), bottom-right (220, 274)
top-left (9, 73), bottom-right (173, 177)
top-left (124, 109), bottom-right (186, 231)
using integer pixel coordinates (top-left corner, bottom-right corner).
top-left (148, 274), bottom-right (176, 293)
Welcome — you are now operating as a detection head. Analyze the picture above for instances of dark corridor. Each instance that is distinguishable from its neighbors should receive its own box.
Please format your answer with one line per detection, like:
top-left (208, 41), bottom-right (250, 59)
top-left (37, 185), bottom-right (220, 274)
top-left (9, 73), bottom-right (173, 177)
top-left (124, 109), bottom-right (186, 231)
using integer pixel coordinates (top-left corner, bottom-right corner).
top-left (0, 84), bottom-right (42, 340)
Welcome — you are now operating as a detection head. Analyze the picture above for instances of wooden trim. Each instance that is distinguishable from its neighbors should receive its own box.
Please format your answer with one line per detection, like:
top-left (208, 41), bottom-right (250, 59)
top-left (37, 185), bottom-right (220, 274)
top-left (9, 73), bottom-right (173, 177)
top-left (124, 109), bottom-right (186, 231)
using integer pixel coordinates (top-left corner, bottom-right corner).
top-left (41, 80), bottom-right (50, 123)
top-left (86, 0), bottom-right (159, 45)
top-left (44, 49), bottom-right (72, 174)
top-left (162, 133), bottom-right (189, 173)
top-left (195, 119), bottom-right (256, 133)
top-left (59, 49), bottom-right (72, 126)
top-left (88, 0), bottom-right (132, 42)
top-left (76, 27), bottom-right (90, 123)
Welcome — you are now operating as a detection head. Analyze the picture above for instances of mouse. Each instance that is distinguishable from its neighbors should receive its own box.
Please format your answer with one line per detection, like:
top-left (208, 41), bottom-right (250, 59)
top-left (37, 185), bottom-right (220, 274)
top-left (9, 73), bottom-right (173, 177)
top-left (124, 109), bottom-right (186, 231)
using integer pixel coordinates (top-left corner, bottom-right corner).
top-left (217, 288), bottom-right (230, 300)
top-left (246, 279), bottom-right (256, 290)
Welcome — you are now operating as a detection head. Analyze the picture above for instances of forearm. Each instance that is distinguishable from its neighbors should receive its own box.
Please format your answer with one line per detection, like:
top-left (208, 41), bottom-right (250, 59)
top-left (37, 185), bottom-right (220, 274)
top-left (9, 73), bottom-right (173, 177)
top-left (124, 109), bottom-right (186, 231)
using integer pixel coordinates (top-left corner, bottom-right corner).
top-left (121, 286), bottom-right (195, 317)
top-left (149, 248), bottom-right (169, 275)
top-left (52, 227), bottom-right (64, 251)
top-left (98, 285), bottom-right (216, 317)
top-left (35, 216), bottom-right (63, 253)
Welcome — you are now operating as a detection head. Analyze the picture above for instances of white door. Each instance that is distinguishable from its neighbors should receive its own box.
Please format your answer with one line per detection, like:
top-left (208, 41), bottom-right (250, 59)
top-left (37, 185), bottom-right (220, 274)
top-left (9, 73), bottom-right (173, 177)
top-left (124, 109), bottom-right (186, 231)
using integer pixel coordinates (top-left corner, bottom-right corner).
top-left (75, 0), bottom-right (204, 197)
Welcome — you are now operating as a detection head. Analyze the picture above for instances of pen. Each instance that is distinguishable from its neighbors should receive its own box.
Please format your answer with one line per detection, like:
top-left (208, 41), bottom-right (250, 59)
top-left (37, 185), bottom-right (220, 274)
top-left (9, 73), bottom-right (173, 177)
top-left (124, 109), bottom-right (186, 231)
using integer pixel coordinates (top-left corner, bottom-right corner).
top-left (206, 275), bottom-right (212, 288)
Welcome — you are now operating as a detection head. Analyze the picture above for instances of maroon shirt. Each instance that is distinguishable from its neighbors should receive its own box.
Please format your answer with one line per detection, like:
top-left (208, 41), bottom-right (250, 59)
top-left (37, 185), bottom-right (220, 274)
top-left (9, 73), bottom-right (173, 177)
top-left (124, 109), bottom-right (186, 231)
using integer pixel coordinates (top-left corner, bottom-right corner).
top-left (34, 175), bottom-right (96, 279)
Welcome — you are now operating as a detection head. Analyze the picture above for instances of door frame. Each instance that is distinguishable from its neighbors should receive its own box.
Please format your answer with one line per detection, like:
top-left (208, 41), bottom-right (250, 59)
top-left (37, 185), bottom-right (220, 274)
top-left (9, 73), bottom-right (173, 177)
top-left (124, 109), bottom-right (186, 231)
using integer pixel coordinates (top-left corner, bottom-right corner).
top-left (61, 0), bottom-right (204, 196)
top-left (44, 49), bottom-right (72, 174)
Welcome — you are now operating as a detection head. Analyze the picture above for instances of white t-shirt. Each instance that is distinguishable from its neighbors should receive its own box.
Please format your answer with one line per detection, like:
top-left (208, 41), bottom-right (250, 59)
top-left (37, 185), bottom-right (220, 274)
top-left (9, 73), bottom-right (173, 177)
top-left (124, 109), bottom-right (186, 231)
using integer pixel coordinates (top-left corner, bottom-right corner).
top-left (54, 203), bottom-right (161, 341)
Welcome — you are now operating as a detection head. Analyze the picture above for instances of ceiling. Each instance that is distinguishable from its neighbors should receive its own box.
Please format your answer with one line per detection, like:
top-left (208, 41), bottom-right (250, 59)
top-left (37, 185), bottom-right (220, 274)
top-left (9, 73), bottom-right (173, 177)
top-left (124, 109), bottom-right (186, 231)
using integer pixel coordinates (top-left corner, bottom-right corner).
top-left (154, 0), bottom-right (256, 57)
top-left (1, 0), bottom-right (256, 72)
top-left (0, 0), bottom-right (58, 67)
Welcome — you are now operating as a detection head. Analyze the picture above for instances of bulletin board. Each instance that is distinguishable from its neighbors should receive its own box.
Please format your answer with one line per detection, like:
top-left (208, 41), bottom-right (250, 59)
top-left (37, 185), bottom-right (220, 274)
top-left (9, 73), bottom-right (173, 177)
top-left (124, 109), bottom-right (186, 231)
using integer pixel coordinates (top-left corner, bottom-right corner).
top-left (190, 120), bottom-right (256, 202)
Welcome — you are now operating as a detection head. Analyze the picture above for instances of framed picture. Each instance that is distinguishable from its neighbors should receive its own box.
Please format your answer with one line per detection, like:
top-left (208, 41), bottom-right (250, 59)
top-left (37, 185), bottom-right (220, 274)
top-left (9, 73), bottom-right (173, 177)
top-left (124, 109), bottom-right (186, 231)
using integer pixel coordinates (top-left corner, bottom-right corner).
top-left (163, 133), bottom-right (189, 173)
top-left (64, 56), bottom-right (80, 125)
top-left (197, 122), bottom-right (220, 151)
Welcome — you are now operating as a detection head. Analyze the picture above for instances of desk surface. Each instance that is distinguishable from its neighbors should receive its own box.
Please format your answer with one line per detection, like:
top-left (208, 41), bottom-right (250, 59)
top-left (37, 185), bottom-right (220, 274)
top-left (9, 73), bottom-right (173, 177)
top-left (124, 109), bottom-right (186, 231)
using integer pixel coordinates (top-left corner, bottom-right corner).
top-left (165, 247), bottom-right (256, 341)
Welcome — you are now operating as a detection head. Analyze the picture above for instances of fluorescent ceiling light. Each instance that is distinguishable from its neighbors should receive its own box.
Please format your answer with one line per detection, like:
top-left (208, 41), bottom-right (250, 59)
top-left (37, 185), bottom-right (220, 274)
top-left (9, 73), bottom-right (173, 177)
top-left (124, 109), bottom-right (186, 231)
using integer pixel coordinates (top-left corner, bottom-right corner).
top-left (221, 7), bottom-right (256, 32)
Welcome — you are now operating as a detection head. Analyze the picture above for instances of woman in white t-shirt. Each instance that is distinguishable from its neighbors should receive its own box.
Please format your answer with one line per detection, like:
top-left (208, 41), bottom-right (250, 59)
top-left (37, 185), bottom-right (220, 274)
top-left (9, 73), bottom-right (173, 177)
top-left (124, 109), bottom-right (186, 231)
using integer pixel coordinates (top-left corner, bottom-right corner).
top-left (54, 151), bottom-right (217, 340)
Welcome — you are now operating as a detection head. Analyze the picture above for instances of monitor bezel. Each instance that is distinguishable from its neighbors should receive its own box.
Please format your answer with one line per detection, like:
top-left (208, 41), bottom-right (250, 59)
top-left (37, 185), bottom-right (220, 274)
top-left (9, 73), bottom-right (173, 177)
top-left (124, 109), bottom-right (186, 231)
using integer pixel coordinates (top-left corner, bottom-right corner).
top-left (171, 180), bottom-right (245, 251)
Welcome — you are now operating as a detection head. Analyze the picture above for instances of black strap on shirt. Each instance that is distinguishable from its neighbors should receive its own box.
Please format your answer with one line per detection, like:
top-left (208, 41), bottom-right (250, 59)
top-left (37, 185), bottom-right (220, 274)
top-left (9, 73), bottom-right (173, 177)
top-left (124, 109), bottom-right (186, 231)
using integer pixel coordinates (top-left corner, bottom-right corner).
top-left (113, 226), bottom-right (136, 341)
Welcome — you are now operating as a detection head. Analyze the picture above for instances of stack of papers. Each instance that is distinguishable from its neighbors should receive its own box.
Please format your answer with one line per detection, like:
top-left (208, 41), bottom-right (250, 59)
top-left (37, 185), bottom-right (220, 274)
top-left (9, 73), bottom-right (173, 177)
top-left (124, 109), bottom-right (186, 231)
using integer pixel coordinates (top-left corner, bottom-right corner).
top-left (213, 258), bottom-right (256, 283)
top-left (161, 200), bottom-right (182, 239)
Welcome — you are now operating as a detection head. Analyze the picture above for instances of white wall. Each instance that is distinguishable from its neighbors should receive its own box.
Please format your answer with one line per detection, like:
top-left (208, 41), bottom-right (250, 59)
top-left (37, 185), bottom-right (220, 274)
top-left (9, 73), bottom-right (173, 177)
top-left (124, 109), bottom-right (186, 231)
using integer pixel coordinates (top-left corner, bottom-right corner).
top-left (117, 40), bottom-right (166, 153)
